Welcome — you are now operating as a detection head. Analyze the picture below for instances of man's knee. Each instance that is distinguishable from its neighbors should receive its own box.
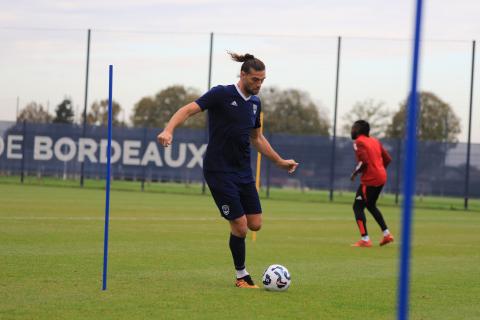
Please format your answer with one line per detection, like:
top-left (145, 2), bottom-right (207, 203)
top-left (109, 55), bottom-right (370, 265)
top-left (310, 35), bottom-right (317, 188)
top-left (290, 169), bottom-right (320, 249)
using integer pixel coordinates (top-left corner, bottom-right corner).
top-left (353, 201), bottom-right (363, 212)
top-left (247, 214), bottom-right (262, 232)
top-left (231, 226), bottom-right (248, 238)
top-left (248, 222), bottom-right (262, 232)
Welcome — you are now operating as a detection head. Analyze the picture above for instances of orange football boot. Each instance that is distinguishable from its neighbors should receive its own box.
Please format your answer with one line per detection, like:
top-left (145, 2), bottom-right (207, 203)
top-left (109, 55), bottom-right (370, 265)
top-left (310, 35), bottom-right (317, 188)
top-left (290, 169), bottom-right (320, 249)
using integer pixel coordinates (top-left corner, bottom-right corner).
top-left (380, 234), bottom-right (394, 246)
top-left (235, 275), bottom-right (259, 288)
top-left (351, 239), bottom-right (373, 247)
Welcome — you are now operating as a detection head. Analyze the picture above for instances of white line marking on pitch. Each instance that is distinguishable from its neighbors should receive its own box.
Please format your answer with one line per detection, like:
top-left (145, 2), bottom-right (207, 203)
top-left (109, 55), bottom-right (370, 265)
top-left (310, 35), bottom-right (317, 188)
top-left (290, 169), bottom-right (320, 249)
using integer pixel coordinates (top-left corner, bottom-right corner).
top-left (0, 216), bottom-right (350, 221)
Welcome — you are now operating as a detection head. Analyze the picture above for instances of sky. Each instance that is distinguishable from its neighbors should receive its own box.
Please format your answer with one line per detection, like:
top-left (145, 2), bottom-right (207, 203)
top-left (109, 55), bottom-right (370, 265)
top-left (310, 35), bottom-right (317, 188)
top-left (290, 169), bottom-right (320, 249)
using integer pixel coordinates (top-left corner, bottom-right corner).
top-left (0, 0), bottom-right (479, 142)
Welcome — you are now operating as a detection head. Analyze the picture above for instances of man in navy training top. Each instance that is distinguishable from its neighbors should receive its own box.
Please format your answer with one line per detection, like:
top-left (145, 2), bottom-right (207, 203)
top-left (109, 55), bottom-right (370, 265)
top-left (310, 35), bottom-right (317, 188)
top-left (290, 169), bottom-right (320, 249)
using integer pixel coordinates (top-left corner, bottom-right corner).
top-left (157, 52), bottom-right (299, 288)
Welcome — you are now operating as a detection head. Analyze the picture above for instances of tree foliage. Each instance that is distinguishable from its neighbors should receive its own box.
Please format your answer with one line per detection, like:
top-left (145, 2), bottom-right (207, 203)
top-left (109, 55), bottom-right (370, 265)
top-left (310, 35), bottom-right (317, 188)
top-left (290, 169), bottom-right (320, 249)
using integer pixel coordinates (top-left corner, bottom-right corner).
top-left (87, 99), bottom-right (124, 126)
top-left (131, 85), bottom-right (333, 134)
top-left (386, 92), bottom-right (461, 142)
top-left (131, 85), bottom-right (205, 129)
top-left (17, 102), bottom-right (52, 123)
top-left (53, 98), bottom-right (75, 124)
top-left (341, 99), bottom-right (391, 138)
top-left (259, 87), bottom-right (330, 135)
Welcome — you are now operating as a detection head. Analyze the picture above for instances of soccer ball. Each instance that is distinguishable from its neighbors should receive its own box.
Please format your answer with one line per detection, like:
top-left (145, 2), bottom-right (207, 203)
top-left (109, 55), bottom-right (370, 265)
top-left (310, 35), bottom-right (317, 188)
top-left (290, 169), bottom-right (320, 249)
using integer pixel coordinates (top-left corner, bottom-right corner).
top-left (262, 264), bottom-right (291, 291)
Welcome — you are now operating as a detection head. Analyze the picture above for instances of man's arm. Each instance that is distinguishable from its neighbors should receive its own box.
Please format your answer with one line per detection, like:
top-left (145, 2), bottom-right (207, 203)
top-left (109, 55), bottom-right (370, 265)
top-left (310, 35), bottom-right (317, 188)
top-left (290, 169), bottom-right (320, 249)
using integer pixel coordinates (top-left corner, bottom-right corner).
top-left (381, 145), bottom-right (392, 168)
top-left (250, 128), bottom-right (298, 173)
top-left (157, 102), bottom-right (202, 147)
top-left (350, 161), bottom-right (366, 181)
top-left (350, 141), bottom-right (369, 181)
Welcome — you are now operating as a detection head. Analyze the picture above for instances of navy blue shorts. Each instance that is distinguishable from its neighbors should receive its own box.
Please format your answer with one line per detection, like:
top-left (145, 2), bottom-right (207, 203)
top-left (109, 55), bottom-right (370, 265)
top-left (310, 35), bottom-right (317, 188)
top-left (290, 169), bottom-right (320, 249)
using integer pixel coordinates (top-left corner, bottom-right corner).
top-left (204, 171), bottom-right (262, 221)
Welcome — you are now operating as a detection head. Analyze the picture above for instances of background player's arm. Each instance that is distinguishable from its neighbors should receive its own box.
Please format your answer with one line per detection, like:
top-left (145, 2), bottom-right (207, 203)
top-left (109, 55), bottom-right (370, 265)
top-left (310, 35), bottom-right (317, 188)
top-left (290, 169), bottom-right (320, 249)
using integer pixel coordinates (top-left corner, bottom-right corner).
top-left (381, 145), bottom-right (392, 168)
top-left (250, 128), bottom-right (298, 173)
top-left (157, 102), bottom-right (202, 147)
top-left (350, 141), bottom-right (369, 181)
top-left (350, 161), bottom-right (366, 181)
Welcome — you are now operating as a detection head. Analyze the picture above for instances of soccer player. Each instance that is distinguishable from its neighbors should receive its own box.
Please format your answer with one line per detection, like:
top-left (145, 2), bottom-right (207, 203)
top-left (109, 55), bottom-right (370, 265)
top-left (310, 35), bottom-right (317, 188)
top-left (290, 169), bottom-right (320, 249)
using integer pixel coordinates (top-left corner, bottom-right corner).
top-left (157, 52), bottom-right (299, 288)
top-left (349, 120), bottom-right (394, 247)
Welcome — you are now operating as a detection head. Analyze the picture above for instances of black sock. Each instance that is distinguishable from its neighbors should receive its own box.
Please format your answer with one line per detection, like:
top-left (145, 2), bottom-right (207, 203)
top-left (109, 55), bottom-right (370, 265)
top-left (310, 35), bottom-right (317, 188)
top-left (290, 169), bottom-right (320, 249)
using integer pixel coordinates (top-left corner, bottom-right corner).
top-left (229, 233), bottom-right (246, 273)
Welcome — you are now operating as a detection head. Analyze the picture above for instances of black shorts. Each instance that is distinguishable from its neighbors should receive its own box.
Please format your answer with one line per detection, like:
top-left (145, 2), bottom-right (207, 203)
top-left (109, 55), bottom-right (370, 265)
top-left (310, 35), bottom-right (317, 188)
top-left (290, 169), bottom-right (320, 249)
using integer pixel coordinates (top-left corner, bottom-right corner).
top-left (355, 184), bottom-right (384, 206)
top-left (204, 171), bottom-right (262, 221)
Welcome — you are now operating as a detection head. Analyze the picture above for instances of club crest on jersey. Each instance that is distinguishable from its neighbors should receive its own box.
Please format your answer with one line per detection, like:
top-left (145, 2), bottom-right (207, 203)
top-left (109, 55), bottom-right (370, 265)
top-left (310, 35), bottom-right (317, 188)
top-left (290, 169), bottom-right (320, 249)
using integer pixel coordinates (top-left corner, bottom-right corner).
top-left (221, 205), bottom-right (230, 216)
top-left (252, 104), bottom-right (257, 114)
top-left (230, 101), bottom-right (238, 107)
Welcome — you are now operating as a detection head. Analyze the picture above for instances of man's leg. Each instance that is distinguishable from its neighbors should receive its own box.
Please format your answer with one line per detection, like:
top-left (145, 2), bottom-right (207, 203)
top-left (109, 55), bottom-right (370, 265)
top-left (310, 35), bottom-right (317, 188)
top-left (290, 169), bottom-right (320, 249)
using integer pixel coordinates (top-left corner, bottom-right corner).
top-left (229, 215), bottom-right (248, 273)
top-left (240, 181), bottom-right (262, 233)
top-left (364, 185), bottom-right (394, 246)
top-left (204, 171), bottom-right (258, 287)
top-left (246, 213), bottom-right (262, 232)
top-left (228, 181), bottom-right (262, 287)
top-left (229, 216), bottom-right (258, 288)
top-left (354, 185), bottom-right (368, 237)
top-left (352, 184), bottom-right (372, 247)
top-left (365, 185), bottom-right (388, 231)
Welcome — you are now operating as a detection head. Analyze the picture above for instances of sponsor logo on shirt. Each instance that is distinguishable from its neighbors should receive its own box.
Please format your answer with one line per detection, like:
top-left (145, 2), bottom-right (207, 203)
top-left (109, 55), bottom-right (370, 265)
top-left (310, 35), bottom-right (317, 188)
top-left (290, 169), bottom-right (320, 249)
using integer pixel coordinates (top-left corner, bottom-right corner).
top-left (252, 104), bottom-right (257, 114)
top-left (230, 101), bottom-right (238, 107)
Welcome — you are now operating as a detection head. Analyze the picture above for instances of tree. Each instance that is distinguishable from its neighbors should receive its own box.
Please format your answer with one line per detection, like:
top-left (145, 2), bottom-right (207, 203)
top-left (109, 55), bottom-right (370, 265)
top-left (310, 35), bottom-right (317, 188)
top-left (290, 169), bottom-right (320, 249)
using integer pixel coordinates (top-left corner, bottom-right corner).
top-left (17, 102), bottom-right (52, 123)
top-left (259, 87), bottom-right (330, 135)
top-left (341, 99), bottom-right (391, 138)
top-left (53, 98), bottom-right (75, 124)
top-left (87, 99), bottom-right (124, 126)
top-left (131, 85), bottom-right (205, 129)
top-left (386, 91), bottom-right (461, 142)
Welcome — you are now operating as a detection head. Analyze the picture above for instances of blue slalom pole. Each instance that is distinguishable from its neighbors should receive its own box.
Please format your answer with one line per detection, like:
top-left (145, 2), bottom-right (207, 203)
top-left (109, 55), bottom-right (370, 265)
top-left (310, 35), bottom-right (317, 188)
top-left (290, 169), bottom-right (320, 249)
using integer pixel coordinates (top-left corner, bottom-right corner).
top-left (398, 0), bottom-right (423, 319)
top-left (102, 65), bottom-right (114, 291)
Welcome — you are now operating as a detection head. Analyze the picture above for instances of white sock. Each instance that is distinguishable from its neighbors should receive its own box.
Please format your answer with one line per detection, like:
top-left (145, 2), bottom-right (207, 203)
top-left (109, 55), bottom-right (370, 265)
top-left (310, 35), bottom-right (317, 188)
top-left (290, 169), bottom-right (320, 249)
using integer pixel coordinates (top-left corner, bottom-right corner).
top-left (236, 268), bottom-right (249, 279)
top-left (361, 235), bottom-right (370, 241)
top-left (383, 229), bottom-right (390, 236)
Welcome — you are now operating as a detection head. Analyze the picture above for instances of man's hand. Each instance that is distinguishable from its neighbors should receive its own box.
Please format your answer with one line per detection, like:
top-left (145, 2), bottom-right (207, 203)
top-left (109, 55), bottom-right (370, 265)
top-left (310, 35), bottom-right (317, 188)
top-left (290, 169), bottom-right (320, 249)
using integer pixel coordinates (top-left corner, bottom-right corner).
top-left (156, 102), bottom-right (202, 148)
top-left (277, 159), bottom-right (299, 174)
top-left (157, 130), bottom-right (173, 147)
top-left (350, 172), bottom-right (357, 181)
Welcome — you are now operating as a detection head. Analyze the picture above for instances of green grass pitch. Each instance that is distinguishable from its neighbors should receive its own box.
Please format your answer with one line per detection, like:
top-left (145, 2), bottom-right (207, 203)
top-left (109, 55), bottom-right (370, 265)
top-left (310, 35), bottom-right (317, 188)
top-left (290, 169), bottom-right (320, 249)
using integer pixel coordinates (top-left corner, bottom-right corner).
top-left (1, 183), bottom-right (479, 319)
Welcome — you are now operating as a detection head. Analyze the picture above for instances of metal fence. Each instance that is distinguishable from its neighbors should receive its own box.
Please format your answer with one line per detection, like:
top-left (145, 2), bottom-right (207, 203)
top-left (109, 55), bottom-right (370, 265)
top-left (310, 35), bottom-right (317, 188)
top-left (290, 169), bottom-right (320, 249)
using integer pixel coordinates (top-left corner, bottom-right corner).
top-left (1, 121), bottom-right (479, 202)
top-left (1, 29), bottom-right (478, 145)
top-left (1, 28), bottom-right (479, 208)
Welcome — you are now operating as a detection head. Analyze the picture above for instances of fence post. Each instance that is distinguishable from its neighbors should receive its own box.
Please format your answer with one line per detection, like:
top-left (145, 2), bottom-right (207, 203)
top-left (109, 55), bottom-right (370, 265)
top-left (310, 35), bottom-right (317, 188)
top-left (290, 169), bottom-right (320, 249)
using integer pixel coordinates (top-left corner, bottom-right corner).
top-left (141, 127), bottom-right (148, 192)
top-left (464, 40), bottom-right (475, 210)
top-left (80, 28), bottom-right (91, 187)
top-left (202, 32), bottom-right (214, 195)
top-left (395, 138), bottom-right (402, 205)
top-left (16, 97), bottom-right (20, 121)
top-left (266, 132), bottom-right (272, 198)
top-left (329, 36), bottom-right (342, 201)
top-left (20, 120), bottom-right (26, 183)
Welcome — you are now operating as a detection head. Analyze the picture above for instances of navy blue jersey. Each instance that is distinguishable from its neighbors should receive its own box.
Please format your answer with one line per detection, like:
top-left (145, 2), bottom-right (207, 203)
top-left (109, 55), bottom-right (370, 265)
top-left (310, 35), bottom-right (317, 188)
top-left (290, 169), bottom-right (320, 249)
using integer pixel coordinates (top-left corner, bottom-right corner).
top-left (195, 84), bottom-right (262, 174)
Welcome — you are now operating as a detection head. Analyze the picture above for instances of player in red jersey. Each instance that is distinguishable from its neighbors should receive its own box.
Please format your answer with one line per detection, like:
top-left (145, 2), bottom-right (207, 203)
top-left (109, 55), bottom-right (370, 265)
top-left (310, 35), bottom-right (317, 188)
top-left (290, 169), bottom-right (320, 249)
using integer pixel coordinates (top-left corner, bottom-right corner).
top-left (349, 120), bottom-right (394, 247)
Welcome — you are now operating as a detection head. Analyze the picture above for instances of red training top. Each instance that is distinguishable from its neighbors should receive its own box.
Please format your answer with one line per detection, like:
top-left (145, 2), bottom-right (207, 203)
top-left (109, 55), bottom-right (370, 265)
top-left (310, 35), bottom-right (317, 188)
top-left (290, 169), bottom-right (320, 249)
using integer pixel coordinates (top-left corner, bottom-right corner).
top-left (353, 135), bottom-right (392, 186)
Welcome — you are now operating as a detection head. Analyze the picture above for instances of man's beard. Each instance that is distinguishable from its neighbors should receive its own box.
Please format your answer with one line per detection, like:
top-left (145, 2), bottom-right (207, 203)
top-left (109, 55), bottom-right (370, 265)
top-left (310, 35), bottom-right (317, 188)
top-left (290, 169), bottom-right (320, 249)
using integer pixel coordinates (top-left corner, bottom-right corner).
top-left (245, 86), bottom-right (259, 95)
